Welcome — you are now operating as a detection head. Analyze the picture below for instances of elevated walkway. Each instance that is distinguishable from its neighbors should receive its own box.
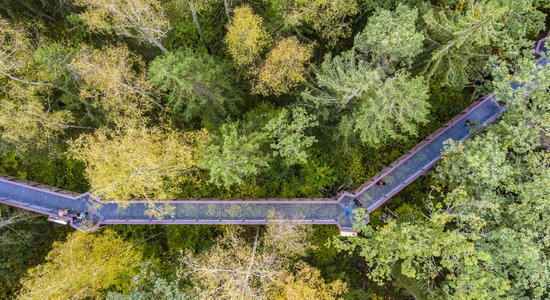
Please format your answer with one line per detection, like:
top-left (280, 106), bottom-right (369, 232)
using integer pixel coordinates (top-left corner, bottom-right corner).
top-left (0, 37), bottom-right (546, 233)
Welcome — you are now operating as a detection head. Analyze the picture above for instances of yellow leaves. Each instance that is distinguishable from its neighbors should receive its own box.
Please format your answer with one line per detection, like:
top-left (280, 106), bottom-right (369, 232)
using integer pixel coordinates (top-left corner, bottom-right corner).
top-left (254, 37), bottom-right (312, 96)
top-left (75, 0), bottom-right (170, 50)
top-left (18, 229), bottom-right (140, 300)
top-left (0, 96), bottom-right (73, 153)
top-left (225, 6), bottom-right (314, 96)
top-left (70, 126), bottom-right (210, 202)
top-left (225, 5), bottom-right (271, 68)
top-left (272, 261), bottom-right (347, 300)
top-left (71, 45), bottom-right (152, 126)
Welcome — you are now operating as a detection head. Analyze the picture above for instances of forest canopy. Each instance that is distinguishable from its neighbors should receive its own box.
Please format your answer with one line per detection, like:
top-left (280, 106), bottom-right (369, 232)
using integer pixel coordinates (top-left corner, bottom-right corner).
top-left (0, 0), bottom-right (548, 299)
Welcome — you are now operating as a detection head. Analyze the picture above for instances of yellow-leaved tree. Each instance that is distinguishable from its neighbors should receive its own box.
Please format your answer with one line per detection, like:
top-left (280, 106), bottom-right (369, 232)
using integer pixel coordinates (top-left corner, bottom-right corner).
top-left (70, 126), bottom-right (210, 203)
top-left (225, 5), bottom-right (271, 69)
top-left (75, 0), bottom-right (170, 51)
top-left (254, 37), bottom-right (312, 96)
top-left (18, 229), bottom-right (140, 300)
top-left (272, 261), bottom-right (347, 300)
top-left (71, 45), bottom-right (154, 126)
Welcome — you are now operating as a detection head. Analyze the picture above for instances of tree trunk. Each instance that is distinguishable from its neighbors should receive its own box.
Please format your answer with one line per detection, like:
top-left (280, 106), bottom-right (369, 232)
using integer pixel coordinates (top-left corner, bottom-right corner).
top-left (223, 0), bottom-right (232, 20)
top-left (188, 0), bottom-right (210, 53)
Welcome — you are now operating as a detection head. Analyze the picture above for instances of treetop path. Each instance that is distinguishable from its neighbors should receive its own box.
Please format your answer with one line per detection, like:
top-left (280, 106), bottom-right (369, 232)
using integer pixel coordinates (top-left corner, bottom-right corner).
top-left (0, 37), bottom-right (547, 234)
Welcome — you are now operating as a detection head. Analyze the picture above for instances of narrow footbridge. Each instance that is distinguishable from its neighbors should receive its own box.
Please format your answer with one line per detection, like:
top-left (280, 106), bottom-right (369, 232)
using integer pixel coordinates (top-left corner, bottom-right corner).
top-left (0, 38), bottom-right (547, 234)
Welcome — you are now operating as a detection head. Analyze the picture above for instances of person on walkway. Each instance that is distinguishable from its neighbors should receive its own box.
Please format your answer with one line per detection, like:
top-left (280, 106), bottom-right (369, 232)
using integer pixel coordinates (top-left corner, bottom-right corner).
top-left (353, 199), bottom-right (363, 207)
top-left (464, 119), bottom-right (477, 127)
top-left (73, 213), bottom-right (84, 222)
top-left (376, 179), bottom-right (386, 186)
top-left (57, 208), bottom-right (69, 217)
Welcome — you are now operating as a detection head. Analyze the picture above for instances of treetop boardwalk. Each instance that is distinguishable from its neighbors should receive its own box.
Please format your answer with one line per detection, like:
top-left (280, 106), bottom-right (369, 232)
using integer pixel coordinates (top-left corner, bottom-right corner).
top-left (0, 37), bottom-right (546, 234)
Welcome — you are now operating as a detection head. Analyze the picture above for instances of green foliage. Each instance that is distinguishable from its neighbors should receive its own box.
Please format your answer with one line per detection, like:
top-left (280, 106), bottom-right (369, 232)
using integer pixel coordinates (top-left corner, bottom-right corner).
top-left (422, 0), bottom-right (546, 88)
top-left (264, 107), bottom-right (318, 165)
top-left (199, 122), bottom-right (269, 188)
top-left (303, 51), bottom-right (430, 146)
top-left (280, 0), bottom-right (360, 47)
top-left (354, 4), bottom-right (424, 67)
top-left (149, 49), bottom-right (240, 124)
top-left (351, 71), bottom-right (430, 145)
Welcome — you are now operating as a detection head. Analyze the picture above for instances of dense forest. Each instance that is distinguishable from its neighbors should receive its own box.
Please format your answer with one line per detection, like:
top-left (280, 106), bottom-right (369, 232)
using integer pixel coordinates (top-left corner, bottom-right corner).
top-left (0, 0), bottom-right (548, 299)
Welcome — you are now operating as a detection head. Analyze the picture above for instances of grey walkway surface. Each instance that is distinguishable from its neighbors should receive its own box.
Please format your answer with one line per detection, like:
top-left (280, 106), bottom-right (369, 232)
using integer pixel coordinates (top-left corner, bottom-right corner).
top-left (0, 37), bottom-right (546, 233)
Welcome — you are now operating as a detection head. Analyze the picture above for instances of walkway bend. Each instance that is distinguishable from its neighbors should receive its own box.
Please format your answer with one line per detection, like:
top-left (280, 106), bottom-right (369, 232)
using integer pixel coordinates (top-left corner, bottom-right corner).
top-left (0, 37), bottom-right (547, 233)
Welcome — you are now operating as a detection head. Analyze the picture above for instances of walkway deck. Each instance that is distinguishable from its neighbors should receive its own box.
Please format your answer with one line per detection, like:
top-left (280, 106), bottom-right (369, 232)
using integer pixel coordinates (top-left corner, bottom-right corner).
top-left (0, 37), bottom-right (546, 233)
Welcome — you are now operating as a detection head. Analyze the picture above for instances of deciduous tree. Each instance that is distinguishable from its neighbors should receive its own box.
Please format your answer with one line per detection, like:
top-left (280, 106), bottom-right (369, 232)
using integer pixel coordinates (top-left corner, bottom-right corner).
top-left (70, 126), bottom-right (210, 202)
top-left (0, 95), bottom-right (73, 154)
top-left (75, 0), bottom-right (170, 51)
top-left (71, 45), bottom-right (154, 126)
top-left (254, 37), bottom-right (312, 96)
top-left (224, 5), bottom-right (271, 69)
top-left (283, 0), bottom-right (359, 47)
top-left (271, 261), bottom-right (347, 300)
top-left (18, 229), bottom-right (140, 300)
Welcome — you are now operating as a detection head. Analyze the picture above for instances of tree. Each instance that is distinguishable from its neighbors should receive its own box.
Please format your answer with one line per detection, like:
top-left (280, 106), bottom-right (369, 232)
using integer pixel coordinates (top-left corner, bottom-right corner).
top-left (70, 126), bottom-right (210, 202)
top-left (71, 45), bottom-right (154, 126)
top-left (180, 227), bottom-right (284, 299)
top-left (199, 122), bottom-right (268, 188)
top-left (0, 95), bottom-right (73, 154)
top-left (334, 209), bottom-right (510, 299)
top-left (271, 261), bottom-right (347, 300)
top-left (433, 56), bottom-right (550, 299)
top-left (303, 51), bottom-right (430, 146)
top-left (263, 107), bottom-right (318, 165)
top-left (106, 261), bottom-right (193, 299)
top-left (422, 0), bottom-right (546, 88)
top-left (75, 0), bottom-right (170, 51)
top-left (334, 56), bottom-right (549, 299)
top-left (302, 51), bottom-right (381, 108)
top-left (254, 37), bottom-right (312, 96)
top-left (180, 224), bottom-right (321, 299)
top-left (350, 71), bottom-right (430, 146)
top-left (18, 229), bottom-right (140, 300)
top-left (0, 17), bottom-right (68, 90)
top-left (354, 4), bottom-right (424, 67)
top-left (224, 5), bottom-right (271, 69)
top-left (149, 49), bottom-right (239, 123)
top-left (282, 0), bottom-right (360, 47)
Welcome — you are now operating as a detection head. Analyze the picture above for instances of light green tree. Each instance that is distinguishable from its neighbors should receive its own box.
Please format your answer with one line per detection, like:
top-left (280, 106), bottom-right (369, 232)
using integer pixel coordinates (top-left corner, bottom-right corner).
top-left (199, 122), bottom-right (268, 188)
top-left (351, 71), bottom-right (430, 146)
top-left (422, 0), bottom-right (546, 88)
top-left (149, 48), bottom-right (240, 123)
top-left (0, 95), bottom-right (73, 154)
top-left (354, 4), bottom-right (424, 67)
top-left (18, 229), bottom-right (140, 300)
top-left (334, 56), bottom-right (549, 299)
top-left (282, 0), bottom-right (360, 47)
top-left (302, 51), bottom-right (381, 108)
top-left (264, 107), bottom-right (318, 165)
